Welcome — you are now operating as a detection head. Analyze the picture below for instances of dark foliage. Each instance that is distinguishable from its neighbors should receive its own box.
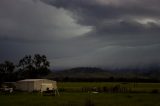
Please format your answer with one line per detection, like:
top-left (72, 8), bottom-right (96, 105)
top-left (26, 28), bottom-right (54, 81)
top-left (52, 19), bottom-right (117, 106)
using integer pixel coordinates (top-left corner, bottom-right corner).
top-left (0, 54), bottom-right (51, 84)
top-left (17, 54), bottom-right (50, 79)
top-left (0, 61), bottom-right (15, 83)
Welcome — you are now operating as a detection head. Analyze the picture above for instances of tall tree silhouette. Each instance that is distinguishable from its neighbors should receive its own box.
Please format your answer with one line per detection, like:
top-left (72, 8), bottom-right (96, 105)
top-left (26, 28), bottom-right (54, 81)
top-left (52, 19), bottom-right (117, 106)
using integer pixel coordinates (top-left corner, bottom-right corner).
top-left (18, 55), bottom-right (33, 71)
top-left (0, 61), bottom-right (15, 82)
top-left (34, 54), bottom-right (49, 70)
top-left (18, 54), bottom-right (50, 78)
top-left (33, 54), bottom-right (50, 76)
top-left (0, 61), bottom-right (15, 73)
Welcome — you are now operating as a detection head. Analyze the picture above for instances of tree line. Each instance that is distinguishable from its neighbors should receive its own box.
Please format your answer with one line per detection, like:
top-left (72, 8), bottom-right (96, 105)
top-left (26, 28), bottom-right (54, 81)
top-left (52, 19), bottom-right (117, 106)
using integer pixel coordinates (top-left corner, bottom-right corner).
top-left (0, 54), bottom-right (50, 84)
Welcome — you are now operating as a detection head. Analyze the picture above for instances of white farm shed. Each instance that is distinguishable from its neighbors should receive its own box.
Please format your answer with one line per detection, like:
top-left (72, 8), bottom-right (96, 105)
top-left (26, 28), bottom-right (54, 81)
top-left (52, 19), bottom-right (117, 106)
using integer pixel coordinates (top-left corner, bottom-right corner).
top-left (15, 79), bottom-right (57, 92)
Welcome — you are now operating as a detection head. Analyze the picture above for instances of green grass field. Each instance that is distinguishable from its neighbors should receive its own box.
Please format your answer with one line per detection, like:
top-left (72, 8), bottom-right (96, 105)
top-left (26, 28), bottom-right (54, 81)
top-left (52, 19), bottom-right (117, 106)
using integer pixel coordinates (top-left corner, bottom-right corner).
top-left (0, 82), bottom-right (160, 106)
top-left (58, 82), bottom-right (160, 92)
top-left (0, 92), bottom-right (160, 106)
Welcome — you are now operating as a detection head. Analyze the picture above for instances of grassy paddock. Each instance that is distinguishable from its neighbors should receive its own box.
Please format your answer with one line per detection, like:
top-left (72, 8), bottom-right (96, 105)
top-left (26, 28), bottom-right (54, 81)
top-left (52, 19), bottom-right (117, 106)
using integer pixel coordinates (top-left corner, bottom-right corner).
top-left (0, 82), bottom-right (160, 106)
top-left (0, 92), bottom-right (160, 106)
top-left (58, 82), bottom-right (160, 92)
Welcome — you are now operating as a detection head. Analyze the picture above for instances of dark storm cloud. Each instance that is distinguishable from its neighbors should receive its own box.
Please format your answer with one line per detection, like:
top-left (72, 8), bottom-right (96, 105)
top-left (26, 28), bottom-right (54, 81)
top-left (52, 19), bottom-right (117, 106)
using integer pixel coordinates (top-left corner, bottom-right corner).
top-left (41, 0), bottom-right (160, 46)
top-left (0, 0), bottom-right (91, 42)
top-left (41, 0), bottom-right (160, 25)
top-left (41, 0), bottom-right (160, 68)
top-left (1, 0), bottom-right (160, 68)
top-left (0, 0), bottom-right (92, 67)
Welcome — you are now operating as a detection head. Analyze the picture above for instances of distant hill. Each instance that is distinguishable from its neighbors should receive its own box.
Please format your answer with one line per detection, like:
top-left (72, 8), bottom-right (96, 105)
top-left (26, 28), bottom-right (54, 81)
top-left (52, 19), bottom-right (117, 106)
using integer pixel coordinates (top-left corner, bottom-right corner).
top-left (52, 67), bottom-right (112, 78)
top-left (46, 67), bottom-right (160, 81)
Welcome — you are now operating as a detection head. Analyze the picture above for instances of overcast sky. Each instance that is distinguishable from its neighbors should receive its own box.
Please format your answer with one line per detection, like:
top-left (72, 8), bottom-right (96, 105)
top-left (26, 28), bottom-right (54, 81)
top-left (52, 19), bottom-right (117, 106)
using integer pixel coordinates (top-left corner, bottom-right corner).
top-left (0, 0), bottom-right (160, 69)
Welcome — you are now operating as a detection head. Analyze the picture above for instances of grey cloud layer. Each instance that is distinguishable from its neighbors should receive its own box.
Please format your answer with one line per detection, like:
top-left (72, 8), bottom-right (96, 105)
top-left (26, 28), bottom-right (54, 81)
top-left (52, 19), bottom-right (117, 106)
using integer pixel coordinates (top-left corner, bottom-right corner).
top-left (0, 0), bottom-right (160, 68)
top-left (42, 0), bottom-right (160, 45)
top-left (41, 0), bottom-right (160, 67)
top-left (41, 0), bottom-right (160, 24)
top-left (0, 0), bottom-right (91, 42)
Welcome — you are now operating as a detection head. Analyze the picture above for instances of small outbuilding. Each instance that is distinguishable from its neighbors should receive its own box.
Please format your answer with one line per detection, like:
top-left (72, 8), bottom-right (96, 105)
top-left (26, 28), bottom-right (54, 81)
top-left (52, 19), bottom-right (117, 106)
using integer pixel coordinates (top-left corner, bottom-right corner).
top-left (15, 79), bottom-right (58, 93)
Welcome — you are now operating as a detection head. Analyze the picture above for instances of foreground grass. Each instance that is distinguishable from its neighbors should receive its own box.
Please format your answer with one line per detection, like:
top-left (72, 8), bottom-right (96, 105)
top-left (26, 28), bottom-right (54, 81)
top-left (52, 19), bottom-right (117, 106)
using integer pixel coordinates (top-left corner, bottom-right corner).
top-left (1, 82), bottom-right (160, 106)
top-left (0, 92), bottom-right (160, 106)
top-left (58, 82), bottom-right (160, 93)
top-left (58, 82), bottom-right (160, 89)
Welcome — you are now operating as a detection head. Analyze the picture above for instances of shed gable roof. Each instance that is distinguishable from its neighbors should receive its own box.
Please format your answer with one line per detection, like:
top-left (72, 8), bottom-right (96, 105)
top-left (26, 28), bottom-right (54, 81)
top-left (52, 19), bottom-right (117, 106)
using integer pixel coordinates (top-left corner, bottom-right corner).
top-left (18, 79), bottom-right (50, 82)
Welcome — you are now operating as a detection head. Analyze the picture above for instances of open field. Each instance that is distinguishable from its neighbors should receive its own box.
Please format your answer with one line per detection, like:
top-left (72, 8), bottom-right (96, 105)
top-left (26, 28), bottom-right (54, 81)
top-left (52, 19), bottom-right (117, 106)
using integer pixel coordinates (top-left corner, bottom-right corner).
top-left (58, 82), bottom-right (160, 93)
top-left (0, 92), bottom-right (160, 106)
top-left (58, 82), bottom-right (160, 88)
top-left (0, 82), bottom-right (160, 106)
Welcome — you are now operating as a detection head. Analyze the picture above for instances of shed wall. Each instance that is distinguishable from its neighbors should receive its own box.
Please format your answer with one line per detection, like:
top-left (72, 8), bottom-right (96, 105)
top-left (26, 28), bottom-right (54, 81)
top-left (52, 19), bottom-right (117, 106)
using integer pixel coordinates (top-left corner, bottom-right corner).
top-left (15, 79), bottom-right (57, 92)
top-left (16, 81), bottom-right (34, 92)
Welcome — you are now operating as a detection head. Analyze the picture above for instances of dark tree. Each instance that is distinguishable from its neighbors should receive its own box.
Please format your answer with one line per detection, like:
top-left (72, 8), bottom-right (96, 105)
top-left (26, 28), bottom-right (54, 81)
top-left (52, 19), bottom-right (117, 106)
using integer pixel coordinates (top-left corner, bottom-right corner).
top-left (4, 61), bottom-right (15, 74)
top-left (18, 55), bottom-right (33, 71)
top-left (33, 54), bottom-right (50, 76)
top-left (0, 61), bottom-right (15, 83)
top-left (17, 54), bottom-right (50, 79)
top-left (0, 63), bottom-right (5, 85)
top-left (34, 54), bottom-right (49, 69)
